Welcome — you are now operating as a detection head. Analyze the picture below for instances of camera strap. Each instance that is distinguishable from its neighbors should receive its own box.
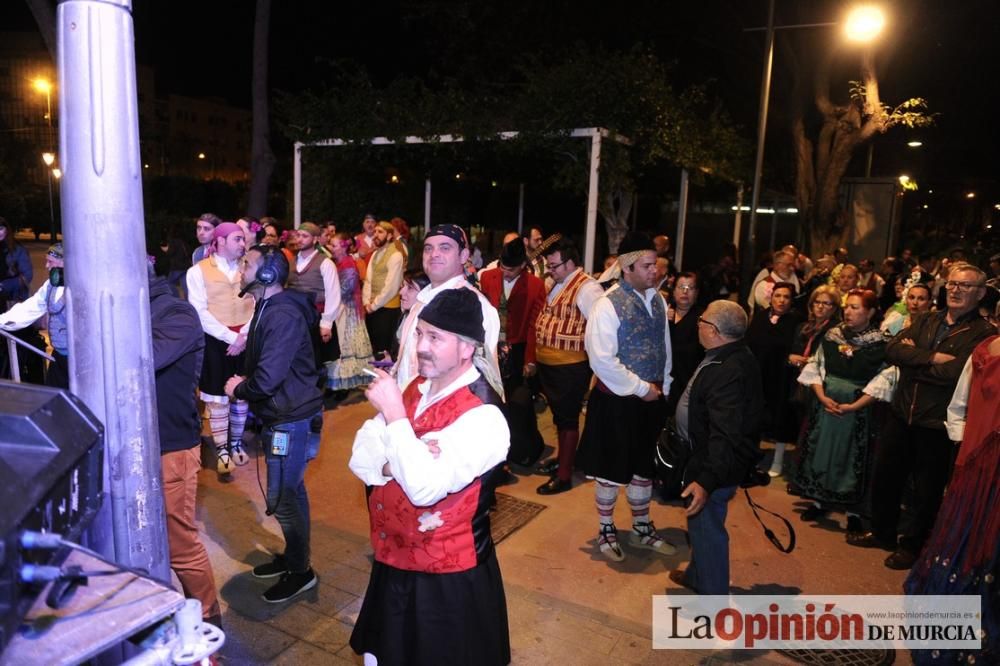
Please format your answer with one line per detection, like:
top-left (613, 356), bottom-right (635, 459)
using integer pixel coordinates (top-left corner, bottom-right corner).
top-left (744, 489), bottom-right (796, 553)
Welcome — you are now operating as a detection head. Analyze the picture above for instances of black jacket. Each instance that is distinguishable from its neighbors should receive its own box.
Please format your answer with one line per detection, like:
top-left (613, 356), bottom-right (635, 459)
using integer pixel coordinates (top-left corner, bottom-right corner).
top-left (234, 288), bottom-right (323, 424)
top-left (886, 309), bottom-right (994, 430)
top-left (149, 277), bottom-right (205, 453)
top-left (685, 340), bottom-right (764, 494)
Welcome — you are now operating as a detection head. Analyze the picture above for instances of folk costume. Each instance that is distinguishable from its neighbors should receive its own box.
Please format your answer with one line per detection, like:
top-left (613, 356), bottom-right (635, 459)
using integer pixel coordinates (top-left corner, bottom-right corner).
top-left (327, 252), bottom-right (374, 390)
top-left (185, 223), bottom-right (255, 475)
top-left (576, 234), bottom-right (675, 561)
top-left (349, 288), bottom-right (511, 666)
top-left (363, 223), bottom-right (404, 357)
top-left (905, 337), bottom-right (1000, 665)
top-left (287, 223), bottom-right (342, 369)
top-left (479, 240), bottom-right (547, 465)
top-left (533, 262), bottom-right (603, 493)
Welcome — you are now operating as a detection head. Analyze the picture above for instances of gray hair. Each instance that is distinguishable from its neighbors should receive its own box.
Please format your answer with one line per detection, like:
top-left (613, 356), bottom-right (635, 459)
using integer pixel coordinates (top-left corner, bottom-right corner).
top-left (704, 300), bottom-right (748, 339)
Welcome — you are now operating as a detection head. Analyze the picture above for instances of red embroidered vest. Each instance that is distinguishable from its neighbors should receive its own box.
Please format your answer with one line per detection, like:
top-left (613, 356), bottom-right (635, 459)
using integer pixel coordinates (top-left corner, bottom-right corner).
top-left (367, 378), bottom-right (497, 573)
top-left (536, 270), bottom-right (591, 352)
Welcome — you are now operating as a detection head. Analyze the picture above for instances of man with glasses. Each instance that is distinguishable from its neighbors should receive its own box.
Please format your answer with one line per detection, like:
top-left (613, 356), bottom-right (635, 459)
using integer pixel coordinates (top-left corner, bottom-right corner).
top-left (850, 265), bottom-right (994, 570)
top-left (668, 300), bottom-right (763, 593)
top-left (533, 239), bottom-right (604, 495)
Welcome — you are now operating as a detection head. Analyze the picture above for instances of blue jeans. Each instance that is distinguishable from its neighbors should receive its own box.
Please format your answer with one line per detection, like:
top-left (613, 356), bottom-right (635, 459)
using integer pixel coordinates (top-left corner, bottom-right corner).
top-left (684, 485), bottom-right (737, 595)
top-left (263, 413), bottom-right (322, 573)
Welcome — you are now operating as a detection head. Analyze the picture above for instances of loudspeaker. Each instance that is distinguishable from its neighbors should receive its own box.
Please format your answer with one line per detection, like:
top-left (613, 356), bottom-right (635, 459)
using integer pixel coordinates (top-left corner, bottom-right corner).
top-left (0, 381), bottom-right (104, 653)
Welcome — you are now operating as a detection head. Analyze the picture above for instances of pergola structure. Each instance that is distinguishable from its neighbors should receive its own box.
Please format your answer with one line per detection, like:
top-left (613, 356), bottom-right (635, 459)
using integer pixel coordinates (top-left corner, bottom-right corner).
top-left (293, 127), bottom-right (630, 272)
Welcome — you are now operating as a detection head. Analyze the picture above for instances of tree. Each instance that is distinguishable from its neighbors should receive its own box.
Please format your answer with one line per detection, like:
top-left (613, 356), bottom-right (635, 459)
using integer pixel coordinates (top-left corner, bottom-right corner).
top-left (791, 47), bottom-right (933, 253)
top-left (247, 0), bottom-right (275, 218)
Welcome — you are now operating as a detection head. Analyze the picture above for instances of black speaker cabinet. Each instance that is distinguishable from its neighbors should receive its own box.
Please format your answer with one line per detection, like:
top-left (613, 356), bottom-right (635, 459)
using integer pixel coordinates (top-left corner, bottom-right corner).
top-left (0, 380), bottom-right (104, 654)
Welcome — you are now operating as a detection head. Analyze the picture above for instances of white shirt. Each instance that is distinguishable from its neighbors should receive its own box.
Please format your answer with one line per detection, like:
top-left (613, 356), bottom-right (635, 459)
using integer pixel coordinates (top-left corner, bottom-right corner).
top-left (751, 270), bottom-right (800, 311)
top-left (395, 275), bottom-right (501, 392)
top-left (185, 255), bottom-right (252, 344)
top-left (0, 281), bottom-right (63, 331)
top-left (945, 356), bottom-right (973, 443)
top-left (363, 245), bottom-right (405, 311)
top-left (546, 268), bottom-right (604, 319)
top-left (584, 283), bottom-right (673, 399)
top-left (349, 366), bottom-right (510, 507)
top-left (295, 248), bottom-right (342, 330)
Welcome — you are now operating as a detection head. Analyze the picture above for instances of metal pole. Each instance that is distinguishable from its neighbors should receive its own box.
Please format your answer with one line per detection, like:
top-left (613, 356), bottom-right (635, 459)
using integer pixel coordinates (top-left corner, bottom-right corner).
top-left (424, 177), bottom-right (432, 232)
top-left (293, 142), bottom-right (302, 228)
top-left (769, 203), bottom-right (779, 252)
top-left (584, 132), bottom-right (602, 273)
top-left (741, 0), bottom-right (775, 303)
top-left (864, 142), bottom-right (873, 178)
top-left (517, 183), bottom-right (525, 233)
top-left (675, 169), bottom-right (689, 270)
top-left (60, 0), bottom-right (169, 580)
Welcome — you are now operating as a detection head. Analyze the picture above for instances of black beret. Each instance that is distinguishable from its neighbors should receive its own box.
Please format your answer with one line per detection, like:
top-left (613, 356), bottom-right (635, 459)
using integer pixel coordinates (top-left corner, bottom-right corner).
top-left (418, 288), bottom-right (485, 343)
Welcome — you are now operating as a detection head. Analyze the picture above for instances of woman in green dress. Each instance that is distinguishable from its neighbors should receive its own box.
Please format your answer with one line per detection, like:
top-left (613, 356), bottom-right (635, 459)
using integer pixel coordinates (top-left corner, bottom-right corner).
top-left (794, 289), bottom-right (886, 535)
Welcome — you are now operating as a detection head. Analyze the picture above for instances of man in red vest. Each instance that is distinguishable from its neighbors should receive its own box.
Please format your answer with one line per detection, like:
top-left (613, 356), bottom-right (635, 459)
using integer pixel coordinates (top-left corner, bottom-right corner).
top-left (349, 288), bottom-right (511, 666)
top-left (479, 239), bottom-right (547, 465)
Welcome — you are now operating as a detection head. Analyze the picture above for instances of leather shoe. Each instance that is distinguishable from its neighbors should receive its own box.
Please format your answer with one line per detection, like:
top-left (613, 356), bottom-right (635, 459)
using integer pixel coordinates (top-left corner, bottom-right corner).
top-left (536, 459), bottom-right (559, 476)
top-left (536, 477), bottom-right (572, 495)
top-left (668, 569), bottom-right (695, 591)
top-left (884, 549), bottom-right (918, 570)
top-left (846, 531), bottom-right (896, 550)
top-left (799, 505), bottom-right (827, 522)
top-left (846, 516), bottom-right (864, 537)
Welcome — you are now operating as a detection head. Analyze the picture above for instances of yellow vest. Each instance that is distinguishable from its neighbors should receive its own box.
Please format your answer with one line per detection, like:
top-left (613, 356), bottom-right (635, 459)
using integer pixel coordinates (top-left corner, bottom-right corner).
top-left (199, 257), bottom-right (255, 327)
top-left (369, 245), bottom-right (402, 309)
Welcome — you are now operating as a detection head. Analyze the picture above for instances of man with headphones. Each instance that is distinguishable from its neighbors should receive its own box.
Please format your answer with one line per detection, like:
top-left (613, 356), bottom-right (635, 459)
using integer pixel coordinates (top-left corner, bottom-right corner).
top-left (224, 245), bottom-right (324, 603)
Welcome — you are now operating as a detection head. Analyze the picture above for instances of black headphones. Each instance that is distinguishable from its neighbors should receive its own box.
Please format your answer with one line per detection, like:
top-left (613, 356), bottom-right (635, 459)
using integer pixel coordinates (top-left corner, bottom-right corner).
top-left (255, 245), bottom-right (281, 286)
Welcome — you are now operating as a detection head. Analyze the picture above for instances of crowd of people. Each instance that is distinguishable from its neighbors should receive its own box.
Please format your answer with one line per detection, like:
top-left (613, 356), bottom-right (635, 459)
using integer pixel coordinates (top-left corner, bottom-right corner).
top-left (2, 207), bottom-right (999, 664)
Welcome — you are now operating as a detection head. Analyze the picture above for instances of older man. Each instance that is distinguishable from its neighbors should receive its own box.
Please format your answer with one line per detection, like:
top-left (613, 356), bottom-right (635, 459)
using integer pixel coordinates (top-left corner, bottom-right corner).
top-left (750, 249), bottom-right (799, 311)
top-left (355, 213), bottom-right (378, 262)
top-left (349, 288), bottom-right (510, 666)
top-left (669, 300), bottom-right (763, 594)
top-left (849, 264), bottom-right (994, 570)
top-left (576, 233), bottom-right (674, 561)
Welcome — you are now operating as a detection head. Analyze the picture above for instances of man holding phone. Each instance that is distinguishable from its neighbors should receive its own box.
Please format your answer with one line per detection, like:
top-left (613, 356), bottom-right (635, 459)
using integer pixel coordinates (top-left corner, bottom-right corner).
top-left (224, 244), bottom-right (324, 604)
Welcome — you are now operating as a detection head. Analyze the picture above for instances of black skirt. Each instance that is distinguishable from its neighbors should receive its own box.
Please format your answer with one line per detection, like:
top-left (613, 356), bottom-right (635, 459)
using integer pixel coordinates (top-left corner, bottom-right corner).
top-left (199, 334), bottom-right (245, 397)
top-left (577, 387), bottom-right (668, 484)
top-left (350, 551), bottom-right (510, 666)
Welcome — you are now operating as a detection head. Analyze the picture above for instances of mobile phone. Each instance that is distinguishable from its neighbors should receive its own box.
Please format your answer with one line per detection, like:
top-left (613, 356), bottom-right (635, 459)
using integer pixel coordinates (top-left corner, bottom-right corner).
top-left (271, 430), bottom-right (289, 456)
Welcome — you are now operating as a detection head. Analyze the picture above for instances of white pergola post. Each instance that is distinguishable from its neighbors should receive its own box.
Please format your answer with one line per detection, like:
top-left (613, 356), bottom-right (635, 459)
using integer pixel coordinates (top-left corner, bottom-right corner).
top-left (293, 141), bottom-right (302, 228)
top-left (584, 132), bottom-right (602, 273)
top-left (675, 169), bottom-right (690, 270)
top-left (517, 182), bottom-right (525, 233)
top-left (424, 177), bottom-right (432, 231)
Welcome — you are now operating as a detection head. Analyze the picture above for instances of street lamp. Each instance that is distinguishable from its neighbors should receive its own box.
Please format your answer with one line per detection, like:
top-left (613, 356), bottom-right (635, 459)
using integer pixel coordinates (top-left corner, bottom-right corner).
top-left (741, 3), bottom-right (885, 300)
top-left (33, 78), bottom-right (53, 125)
top-left (41, 152), bottom-right (57, 240)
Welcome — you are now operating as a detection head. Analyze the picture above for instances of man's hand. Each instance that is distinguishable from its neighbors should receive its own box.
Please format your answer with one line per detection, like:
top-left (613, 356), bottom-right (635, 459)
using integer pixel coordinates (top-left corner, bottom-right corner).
top-left (523, 362), bottom-right (537, 378)
top-left (320, 326), bottom-right (333, 343)
top-left (931, 352), bottom-right (956, 365)
top-left (641, 382), bottom-right (662, 402)
top-left (226, 332), bottom-right (247, 356)
top-left (681, 481), bottom-right (708, 516)
top-left (224, 375), bottom-right (245, 399)
top-left (364, 368), bottom-right (406, 423)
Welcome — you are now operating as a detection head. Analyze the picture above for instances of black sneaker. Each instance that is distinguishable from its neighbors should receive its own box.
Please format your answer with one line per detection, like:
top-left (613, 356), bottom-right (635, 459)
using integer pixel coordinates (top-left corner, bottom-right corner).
top-left (262, 569), bottom-right (317, 603)
top-left (251, 554), bottom-right (289, 579)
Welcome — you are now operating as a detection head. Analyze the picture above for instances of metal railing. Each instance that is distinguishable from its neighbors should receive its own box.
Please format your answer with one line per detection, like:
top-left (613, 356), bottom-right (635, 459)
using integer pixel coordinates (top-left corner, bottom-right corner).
top-left (0, 328), bottom-right (56, 383)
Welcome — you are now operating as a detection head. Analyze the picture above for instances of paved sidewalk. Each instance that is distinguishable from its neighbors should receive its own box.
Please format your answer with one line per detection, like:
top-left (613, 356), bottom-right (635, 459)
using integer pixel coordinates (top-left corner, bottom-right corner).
top-left (192, 395), bottom-right (910, 665)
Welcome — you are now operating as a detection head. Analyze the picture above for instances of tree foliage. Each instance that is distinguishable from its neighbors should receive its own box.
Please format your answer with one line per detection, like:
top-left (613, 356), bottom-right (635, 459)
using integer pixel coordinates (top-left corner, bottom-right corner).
top-left (277, 46), bottom-right (750, 251)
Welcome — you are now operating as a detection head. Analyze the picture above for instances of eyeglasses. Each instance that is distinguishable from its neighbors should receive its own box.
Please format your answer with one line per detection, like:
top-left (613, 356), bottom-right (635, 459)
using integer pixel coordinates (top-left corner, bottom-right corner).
top-left (676, 285), bottom-right (696, 292)
top-left (945, 280), bottom-right (982, 292)
top-left (697, 317), bottom-right (719, 332)
top-left (813, 300), bottom-right (836, 307)
top-left (546, 260), bottom-right (568, 271)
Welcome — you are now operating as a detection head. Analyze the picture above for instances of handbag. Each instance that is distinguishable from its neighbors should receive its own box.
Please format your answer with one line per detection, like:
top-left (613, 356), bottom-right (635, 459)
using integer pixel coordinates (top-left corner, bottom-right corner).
top-left (654, 418), bottom-right (691, 500)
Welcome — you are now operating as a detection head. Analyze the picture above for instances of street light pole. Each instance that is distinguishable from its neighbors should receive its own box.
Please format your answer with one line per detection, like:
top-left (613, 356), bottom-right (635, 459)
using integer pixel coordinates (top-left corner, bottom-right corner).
top-left (740, 0), bottom-right (776, 304)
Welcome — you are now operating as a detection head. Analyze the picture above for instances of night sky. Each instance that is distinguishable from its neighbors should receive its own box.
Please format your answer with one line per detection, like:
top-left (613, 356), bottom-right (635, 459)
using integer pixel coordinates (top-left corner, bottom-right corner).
top-left (4, 1), bottom-right (999, 188)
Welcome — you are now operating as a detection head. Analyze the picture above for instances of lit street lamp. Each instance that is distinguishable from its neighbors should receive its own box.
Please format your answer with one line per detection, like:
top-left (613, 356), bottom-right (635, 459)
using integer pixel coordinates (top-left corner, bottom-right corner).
top-left (41, 152), bottom-right (58, 241)
top-left (33, 78), bottom-right (53, 126)
top-left (742, 3), bottom-right (885, 299)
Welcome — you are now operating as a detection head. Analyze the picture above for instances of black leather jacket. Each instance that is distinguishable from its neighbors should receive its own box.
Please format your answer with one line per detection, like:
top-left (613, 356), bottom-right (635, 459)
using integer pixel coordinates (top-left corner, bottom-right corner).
top-left (684, 340), bottom-right (764, 494)
top-left (886, 309), bottom-right (994, 431)
top-left (234, 289), bottom-right (323, 424)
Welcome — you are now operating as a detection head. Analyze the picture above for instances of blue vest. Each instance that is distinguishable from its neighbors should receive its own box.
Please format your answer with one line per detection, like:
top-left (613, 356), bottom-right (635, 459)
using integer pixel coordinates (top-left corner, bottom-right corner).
top-left (607, 282), bottom-right (666, 382)
top-left (47, 286), bottom-right (68, 355)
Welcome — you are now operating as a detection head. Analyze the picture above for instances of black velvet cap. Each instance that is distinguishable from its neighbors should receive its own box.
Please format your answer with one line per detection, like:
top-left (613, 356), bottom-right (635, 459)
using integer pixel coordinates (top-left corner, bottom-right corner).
top-left (418, 288), bottom-right (485, 343)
